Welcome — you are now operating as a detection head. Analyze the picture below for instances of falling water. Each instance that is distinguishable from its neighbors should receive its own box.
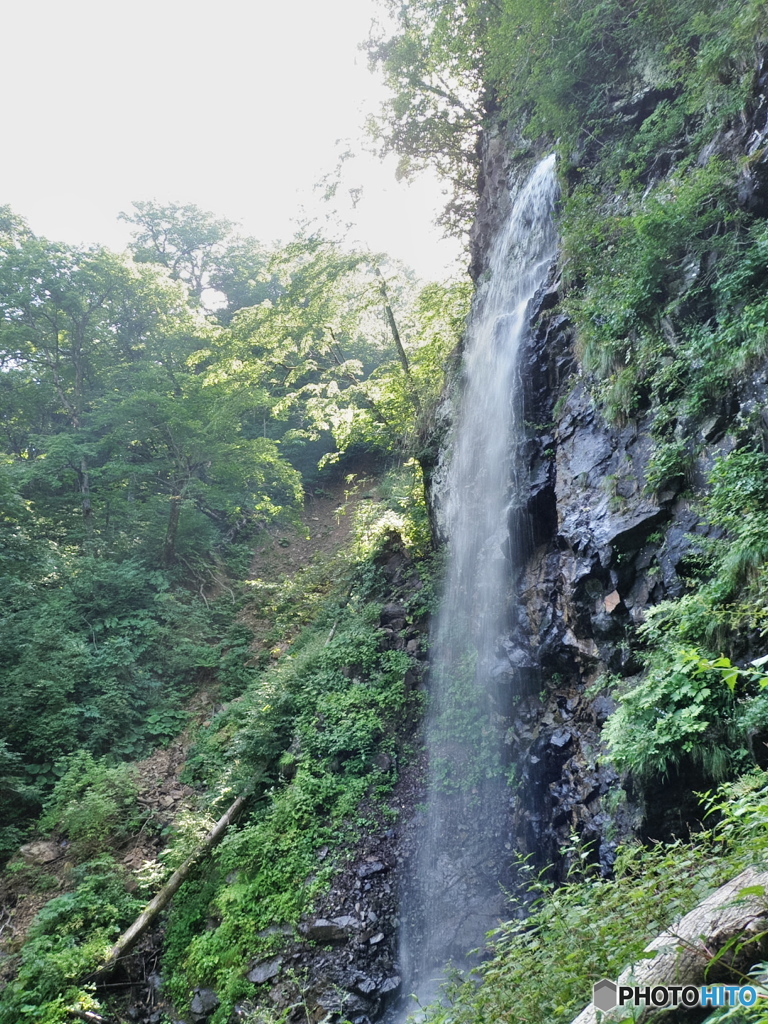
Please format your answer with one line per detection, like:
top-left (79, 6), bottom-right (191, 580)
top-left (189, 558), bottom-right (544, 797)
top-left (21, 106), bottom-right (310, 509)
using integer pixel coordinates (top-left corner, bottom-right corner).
top-left (396, 155), bottom-right (558, 1018)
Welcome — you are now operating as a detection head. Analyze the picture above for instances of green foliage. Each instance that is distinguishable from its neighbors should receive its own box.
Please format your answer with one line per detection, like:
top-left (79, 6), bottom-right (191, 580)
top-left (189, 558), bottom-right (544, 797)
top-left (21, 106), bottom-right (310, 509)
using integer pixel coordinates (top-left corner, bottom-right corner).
top-left (563, 157), bottom-right (752, 422)
top-left (38, 752), bottom-right (143, 854)
top-left (120, 200), bottom-right (280, 317)
top-left (603, 647), bottom-right (768, 781)
top-left (0, 122), bottom-right (450, 1024)
top-left (365, 0), bottom-right (486, 232)
top-left (0, 740), bottom-right (39, 858)
top-left (0, 215), bottom-right (322, 851)
top-left (351, 462), bottom-right (434, 558)
top-left (368, 0), bottom-right (768, 233)
top-left (604, 443), bottom-right (768, 786)
top-left (415, 770), bottom-right (768, 1024)
top-left (120, 199), bottom-right (236, 303)
top-left (644, 437), bottom-right (695, 497)
top-left (161, 537), bottom-right (426, 1022)
top-left (0, 857), bottom-right (142, 1024)
top-left (1, 556), bottom-right (200, 770)
top-left (700, 449), bottom-right (768, 602)
top-left (220, 237), bottom-right (469, 476)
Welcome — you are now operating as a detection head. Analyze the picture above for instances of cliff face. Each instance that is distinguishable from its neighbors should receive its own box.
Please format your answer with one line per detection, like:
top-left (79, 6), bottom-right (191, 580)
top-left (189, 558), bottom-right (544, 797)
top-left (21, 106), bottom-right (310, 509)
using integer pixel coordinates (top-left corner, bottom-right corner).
top-left (439, 57), bottom-right (768, 877)
top-left (269, 53), bottom-right (768, 1024)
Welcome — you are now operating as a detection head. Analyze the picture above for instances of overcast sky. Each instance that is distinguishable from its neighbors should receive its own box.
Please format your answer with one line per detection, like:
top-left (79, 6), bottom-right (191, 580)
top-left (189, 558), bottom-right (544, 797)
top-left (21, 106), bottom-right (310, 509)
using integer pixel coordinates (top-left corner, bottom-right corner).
top-left (1, 0), bottom-right (462, 280)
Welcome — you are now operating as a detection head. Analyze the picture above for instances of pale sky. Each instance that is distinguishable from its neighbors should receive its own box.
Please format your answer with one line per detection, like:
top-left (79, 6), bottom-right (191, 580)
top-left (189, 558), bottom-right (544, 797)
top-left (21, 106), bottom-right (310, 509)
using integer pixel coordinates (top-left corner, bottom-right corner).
top-left (1, 0), bottom-right (463, 281)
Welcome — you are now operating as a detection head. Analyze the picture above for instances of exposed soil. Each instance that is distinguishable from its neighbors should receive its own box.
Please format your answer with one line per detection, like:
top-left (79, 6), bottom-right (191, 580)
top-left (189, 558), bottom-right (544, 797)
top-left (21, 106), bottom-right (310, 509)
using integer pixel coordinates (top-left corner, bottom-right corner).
top-left (239, 473), bottom-right (381, 661)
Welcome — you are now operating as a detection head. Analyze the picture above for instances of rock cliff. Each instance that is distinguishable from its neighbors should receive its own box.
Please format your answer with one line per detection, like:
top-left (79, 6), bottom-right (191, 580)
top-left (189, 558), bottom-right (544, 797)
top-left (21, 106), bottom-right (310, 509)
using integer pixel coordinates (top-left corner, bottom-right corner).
top-left (451, 53), bottom-right (768, 878)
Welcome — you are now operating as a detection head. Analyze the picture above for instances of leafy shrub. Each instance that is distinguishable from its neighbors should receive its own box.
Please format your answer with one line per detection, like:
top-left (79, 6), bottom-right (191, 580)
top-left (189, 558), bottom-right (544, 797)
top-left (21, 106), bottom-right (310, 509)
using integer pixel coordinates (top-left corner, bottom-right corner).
top-left (645, 437), bottom-right (695, 496)
top-left (603, 644), bottom-right (768, 781)
top-left (39, 752), bottom-right (143, 854)
top-left (0, 856), bottom-right (141, 1024)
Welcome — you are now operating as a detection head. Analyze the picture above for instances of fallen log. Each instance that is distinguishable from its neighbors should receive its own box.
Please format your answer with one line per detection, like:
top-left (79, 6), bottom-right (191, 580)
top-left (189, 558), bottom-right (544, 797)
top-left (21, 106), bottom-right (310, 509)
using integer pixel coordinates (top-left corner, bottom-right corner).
top-left (99, 793), bottom-right (247, 972)
top-left (571, 866), bottom-right (768, 1024)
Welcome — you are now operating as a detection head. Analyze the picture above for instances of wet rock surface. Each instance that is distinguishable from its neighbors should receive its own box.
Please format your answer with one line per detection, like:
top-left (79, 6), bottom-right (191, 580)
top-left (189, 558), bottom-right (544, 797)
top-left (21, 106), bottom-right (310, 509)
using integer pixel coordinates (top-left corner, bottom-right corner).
top-left (460, 65), bottom-right (768, 879)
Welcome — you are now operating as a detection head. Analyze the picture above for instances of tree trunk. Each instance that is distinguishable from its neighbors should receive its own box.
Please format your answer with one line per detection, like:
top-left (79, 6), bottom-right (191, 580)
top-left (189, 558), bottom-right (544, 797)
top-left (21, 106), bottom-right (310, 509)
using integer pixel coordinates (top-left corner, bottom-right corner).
top-left (162, 493), bottom-right (182, 567)
top-left (100, 793), bottom-right (247, 971)
top-left (80, 456), bottom-right (93, 545)
top-left (570, 867), bottom-right (768, 1024)
top-left (374, 266), bottom-right (422, 416)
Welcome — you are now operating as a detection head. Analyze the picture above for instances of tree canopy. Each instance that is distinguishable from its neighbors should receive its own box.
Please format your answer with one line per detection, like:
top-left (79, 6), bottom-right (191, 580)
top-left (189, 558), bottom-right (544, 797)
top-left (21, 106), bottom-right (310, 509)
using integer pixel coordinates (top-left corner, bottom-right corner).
top-left (0, 203), bottom-right (467, 857)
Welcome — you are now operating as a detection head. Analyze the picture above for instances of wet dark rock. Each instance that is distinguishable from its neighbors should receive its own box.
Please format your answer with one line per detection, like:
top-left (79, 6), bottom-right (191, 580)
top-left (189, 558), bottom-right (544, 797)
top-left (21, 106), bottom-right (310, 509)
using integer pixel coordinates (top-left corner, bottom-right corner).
top-left (354, 974), bottom-right (378, 995)
top-left (357, 860), bottom-right (386, 879)
top-left (380, 603), bottom-right (407, 628)
top-left (379, 975), bottom-right (402, 995)
top-left (592, 696), bottom-right (617, 725)
top-left (299, 916), bottom-right (360, 942)
top-left (190, 987), bottom-right (219, 1021)
top-left (550, 729), bottom-right (572, 749)
top-left (247, 958), bottom-right (282, 984)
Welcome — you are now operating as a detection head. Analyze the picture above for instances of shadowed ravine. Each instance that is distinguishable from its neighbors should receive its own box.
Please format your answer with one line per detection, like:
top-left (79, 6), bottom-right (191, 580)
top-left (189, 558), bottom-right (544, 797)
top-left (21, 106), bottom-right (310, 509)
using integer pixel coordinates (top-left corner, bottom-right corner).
top-left (394, 154), bottom-right (559, 1020)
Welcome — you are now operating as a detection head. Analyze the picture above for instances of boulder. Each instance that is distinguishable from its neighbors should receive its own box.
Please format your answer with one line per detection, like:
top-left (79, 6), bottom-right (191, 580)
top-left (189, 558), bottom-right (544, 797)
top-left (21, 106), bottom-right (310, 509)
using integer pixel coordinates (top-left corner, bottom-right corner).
top-left (190, 987), bottom-right (219, 1021)
top-left (19, 840), bottom-right (61, 865)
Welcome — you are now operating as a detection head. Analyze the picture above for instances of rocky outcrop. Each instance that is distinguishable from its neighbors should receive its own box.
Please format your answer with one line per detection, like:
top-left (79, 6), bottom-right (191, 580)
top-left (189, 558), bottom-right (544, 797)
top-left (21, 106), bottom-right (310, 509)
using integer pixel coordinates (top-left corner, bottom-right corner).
top-left (443, 48), bottom-right (768, 877)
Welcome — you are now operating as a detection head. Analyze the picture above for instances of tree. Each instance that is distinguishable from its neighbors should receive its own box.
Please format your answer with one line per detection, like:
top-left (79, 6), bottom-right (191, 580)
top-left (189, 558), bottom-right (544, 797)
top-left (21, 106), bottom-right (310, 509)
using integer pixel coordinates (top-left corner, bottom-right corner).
top-left (0, 215), bottom-right (302, 560)
top-left (0, 226), bottom-right (203, 548)
top-left (97, 365), bottom-right (301, 566)
top-left (214, 233), bottom-right (469, 532)
top-left (365, 0), bottom-right (490, 233)
top-left (208, 234), bottom-right (282, 323)
top-left (120, 200), bottom-right (235, 304)
top-left (0, 212), bottom-right (304, 839)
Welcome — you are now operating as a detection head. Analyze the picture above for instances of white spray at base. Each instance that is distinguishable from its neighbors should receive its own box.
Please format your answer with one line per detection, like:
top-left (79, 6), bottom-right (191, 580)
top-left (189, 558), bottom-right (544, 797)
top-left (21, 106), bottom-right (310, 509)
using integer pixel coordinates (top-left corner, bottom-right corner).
top-left (393, 155), bottom-right (558, 1022)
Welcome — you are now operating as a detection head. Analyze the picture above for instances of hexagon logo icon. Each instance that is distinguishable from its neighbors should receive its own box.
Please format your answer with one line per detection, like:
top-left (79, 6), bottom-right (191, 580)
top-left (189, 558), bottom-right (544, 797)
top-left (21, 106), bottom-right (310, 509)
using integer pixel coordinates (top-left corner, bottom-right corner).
top-left (593, 979), bottom-right (618, 1012)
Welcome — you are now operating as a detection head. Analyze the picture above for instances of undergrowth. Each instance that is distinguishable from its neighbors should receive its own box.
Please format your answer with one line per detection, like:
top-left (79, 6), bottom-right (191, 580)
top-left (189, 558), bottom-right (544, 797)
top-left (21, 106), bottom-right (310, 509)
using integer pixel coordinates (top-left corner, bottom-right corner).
top-left (603, 446), bottom-right (768, 785)
top-left (0, 468), bottom-right (436, 1024)
top-left (159, 475), bottom-right (432, 1020)
top-left (414, 771), bottom-right (768, 1024)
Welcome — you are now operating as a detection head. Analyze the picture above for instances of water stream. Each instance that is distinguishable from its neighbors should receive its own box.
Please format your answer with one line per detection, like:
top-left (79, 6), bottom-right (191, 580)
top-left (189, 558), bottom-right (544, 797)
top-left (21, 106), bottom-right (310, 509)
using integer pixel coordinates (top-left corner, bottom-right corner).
top-left (395, 154), bottom-right (558, 1020)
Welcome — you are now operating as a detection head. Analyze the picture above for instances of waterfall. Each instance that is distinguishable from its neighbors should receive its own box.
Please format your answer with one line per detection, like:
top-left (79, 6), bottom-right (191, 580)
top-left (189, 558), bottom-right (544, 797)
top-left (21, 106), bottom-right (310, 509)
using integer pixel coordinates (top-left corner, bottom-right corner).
top-left (396, 154), bottom-right (558, 1018)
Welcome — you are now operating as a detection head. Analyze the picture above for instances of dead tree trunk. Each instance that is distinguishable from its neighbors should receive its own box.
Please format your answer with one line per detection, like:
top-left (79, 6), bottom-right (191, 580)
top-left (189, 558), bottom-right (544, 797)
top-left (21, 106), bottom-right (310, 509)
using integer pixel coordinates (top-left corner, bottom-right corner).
top-left (570, 867), bottom-right (768, 1024)
top-left (100, 793), bottom-right (247, 971)
top-left (373, 265), bottom-right (422, 416)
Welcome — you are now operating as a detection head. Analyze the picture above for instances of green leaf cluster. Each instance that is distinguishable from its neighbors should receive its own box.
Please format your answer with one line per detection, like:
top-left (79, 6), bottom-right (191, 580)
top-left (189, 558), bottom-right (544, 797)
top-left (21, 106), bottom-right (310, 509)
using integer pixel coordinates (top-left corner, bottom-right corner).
top-left (0, 857), bottom-right (142, 1024)
top-left (414, 771), bottom-right (768, 1024)
top-left (604, 445), bottom-right (768, 783)
top-left (38, 752), bottom-right (144, 856)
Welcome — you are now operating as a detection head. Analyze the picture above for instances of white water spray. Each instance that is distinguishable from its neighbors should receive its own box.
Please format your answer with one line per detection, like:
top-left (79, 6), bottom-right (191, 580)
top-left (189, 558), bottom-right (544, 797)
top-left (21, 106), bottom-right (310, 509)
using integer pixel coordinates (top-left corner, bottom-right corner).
top-left (396, 154), bottom-right (558, 1018)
